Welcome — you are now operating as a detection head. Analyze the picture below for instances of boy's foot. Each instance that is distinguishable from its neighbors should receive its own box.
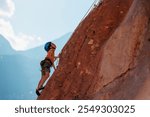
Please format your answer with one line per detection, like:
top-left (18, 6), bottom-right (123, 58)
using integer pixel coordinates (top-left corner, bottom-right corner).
top-left (36, 89), bottom-right (41, 96)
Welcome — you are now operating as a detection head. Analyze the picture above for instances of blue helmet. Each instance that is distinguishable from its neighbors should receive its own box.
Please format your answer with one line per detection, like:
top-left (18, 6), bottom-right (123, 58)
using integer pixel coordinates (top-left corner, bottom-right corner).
top-left (44, 42), bottom-right (52, 52)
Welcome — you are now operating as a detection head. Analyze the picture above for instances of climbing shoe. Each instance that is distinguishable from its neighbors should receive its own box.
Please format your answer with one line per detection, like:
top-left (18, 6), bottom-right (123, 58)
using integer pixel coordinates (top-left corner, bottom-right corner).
top-left (36, 89), bottom-right (41, 96)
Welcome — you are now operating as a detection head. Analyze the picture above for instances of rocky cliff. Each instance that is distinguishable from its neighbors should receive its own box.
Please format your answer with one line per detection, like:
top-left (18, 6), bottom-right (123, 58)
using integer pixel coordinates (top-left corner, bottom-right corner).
top-left (38, 0), bottom-right (150, 100)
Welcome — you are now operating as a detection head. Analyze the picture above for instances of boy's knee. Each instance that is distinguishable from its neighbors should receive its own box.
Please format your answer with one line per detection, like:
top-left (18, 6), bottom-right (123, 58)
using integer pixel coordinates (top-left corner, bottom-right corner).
top-left (45, 72), bottom-right (49, 78)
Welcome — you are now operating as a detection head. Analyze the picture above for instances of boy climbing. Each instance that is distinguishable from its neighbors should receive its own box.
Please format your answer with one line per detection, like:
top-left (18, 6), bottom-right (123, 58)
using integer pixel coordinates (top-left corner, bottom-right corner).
top-left (36, 42), bottom-right (59, 96)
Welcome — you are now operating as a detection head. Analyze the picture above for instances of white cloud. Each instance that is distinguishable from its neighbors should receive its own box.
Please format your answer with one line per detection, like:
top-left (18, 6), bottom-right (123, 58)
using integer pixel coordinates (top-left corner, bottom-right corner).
top-left (0, 18), bottom-right (44, 50)
top-left (0, 0), bottom-right (44, 50)
top-left (0, 0), bottom-right (15, 17)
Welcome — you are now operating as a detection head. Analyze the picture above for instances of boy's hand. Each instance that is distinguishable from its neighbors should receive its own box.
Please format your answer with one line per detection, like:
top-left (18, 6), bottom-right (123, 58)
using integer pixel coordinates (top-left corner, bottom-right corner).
top-left (57, 53), bottom-right (60, 58)
top-left (55, 53), bottom-right (60, 60)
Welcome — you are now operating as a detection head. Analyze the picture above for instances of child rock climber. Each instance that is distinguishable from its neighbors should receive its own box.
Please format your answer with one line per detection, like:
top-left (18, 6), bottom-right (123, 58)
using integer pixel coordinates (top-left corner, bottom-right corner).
top-left (36, 42), bottom-right (59, 96)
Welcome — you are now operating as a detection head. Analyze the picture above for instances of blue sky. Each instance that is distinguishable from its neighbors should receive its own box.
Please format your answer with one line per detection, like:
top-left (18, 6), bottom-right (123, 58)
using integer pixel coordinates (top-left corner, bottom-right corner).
top-left (0, 0), bottom-right (95, 50)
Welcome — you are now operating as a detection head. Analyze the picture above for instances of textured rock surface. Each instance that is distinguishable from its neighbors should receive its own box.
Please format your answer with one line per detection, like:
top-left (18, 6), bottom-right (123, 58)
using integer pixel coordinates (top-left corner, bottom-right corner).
top-left (38, 0), bottom-right (150, 100)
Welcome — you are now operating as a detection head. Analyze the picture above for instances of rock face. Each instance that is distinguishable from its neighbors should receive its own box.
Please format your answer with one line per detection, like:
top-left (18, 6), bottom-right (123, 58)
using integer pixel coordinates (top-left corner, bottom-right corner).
top-left (38, 0), bottom-right (150, 100)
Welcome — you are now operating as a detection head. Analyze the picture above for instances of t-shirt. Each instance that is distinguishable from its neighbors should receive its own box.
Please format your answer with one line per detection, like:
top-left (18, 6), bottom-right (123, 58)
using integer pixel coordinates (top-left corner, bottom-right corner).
top-left (46, 49), bottom-right (55, 63)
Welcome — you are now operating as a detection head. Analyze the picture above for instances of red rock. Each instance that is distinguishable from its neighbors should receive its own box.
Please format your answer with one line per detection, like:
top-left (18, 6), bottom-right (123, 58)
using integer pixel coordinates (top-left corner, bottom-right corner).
top-left (38, 0), bottom-right (150, 100)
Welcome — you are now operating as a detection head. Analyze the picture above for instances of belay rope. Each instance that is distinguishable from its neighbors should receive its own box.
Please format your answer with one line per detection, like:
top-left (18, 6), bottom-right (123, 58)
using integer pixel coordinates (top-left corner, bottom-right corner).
top-left (53, 0), bottom-right (103, 69)
top-left (74, 0), bottom-right (103, 32)
top-left (81, 0), bottom-right (102, 22)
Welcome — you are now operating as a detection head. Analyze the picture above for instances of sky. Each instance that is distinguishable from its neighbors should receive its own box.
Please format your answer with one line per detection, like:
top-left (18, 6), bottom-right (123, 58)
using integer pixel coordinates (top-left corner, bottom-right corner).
top-left (0, 0), bottom-right (96, 50)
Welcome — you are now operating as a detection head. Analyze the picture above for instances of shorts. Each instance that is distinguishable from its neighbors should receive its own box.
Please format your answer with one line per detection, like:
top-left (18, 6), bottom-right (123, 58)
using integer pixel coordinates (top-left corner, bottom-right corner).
top-left (40, 59), bottom-right (52, 76)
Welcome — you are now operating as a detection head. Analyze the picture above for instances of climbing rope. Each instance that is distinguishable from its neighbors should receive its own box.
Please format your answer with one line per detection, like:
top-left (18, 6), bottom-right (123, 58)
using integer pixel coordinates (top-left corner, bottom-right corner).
top-left (72, 0), bottom-right (102, 33)
top-left (80, 0), bottom-right (102, 22)
top-left (54, 0), bottom-right (103, 69)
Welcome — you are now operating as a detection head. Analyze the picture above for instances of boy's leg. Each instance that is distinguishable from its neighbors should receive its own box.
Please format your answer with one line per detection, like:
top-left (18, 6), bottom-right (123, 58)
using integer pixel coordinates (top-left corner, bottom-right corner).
top-left (36, 90), bottom-right (41, 96)
top-left (37, 72), bottom-right (49, 90)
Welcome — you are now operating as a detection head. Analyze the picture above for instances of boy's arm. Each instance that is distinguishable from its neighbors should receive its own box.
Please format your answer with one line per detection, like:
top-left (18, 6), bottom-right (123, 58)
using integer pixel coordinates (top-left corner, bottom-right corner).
top-left (50, 55), bottom-right (56, 70)
top-left (47, 50), bottom-right (57, 70)
top-left (54, 53), bottom-right (60, 61)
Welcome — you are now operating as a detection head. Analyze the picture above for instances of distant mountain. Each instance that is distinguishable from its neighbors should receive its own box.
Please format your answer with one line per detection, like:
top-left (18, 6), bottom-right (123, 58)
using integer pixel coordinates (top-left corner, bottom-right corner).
top-left (0, 54), bottom-right (38, 99)
top-left (0, 32), bottom-right (72, 100)
top-left (0, 35), bottom-right (15, 55)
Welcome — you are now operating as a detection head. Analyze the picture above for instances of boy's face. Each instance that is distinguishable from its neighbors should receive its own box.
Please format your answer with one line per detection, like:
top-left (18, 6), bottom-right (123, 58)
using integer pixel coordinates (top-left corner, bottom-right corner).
top-left (51, 43), bottom-right (56, 49)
